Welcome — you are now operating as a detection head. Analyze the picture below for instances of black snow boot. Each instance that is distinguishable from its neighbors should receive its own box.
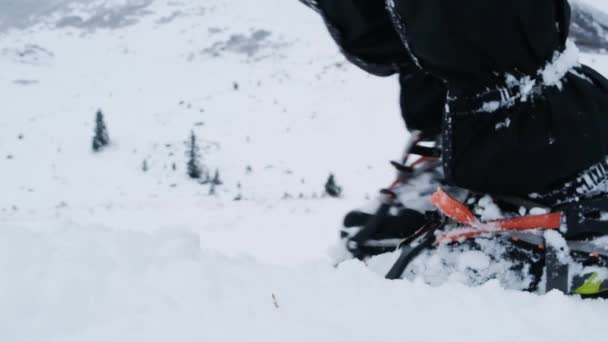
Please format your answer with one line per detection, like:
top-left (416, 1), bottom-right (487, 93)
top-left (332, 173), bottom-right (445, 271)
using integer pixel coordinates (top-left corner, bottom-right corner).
top-left (425, 166), bottom-right (608, 297)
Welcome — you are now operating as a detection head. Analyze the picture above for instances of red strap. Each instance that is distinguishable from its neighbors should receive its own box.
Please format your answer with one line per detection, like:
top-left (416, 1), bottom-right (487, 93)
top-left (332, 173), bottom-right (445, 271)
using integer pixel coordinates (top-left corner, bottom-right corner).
top-left (431, 188), bottom-right (477, 226)
top-left (431, 188), bottom-right (562, 244)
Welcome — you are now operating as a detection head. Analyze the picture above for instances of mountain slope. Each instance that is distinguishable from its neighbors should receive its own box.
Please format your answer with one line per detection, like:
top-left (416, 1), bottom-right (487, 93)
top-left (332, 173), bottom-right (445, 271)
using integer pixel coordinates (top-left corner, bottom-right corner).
top-left (2, 1), bottom-right (608, 341)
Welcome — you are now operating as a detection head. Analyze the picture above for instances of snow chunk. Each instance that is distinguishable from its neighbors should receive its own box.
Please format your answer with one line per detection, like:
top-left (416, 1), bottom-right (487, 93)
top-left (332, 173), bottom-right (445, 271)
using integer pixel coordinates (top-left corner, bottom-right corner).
top-left (476, 195), bottom-right (503, 221)
top-left (481, 101), bottom-right (501, 113)
top-left (13, 223), bottom-right (608, 342)
top-left (495, 117), bottom-right (511, 130)
top-left (540, 40), bottom-right (581, 89)
top-left (473, 40), bottom-right (580, 114)
top-left (456, 250), bottom-right (491, 272)
top-left (530, 207), bottom-right (550, 215)
top-left (544, 230), bottom-right (571, 265)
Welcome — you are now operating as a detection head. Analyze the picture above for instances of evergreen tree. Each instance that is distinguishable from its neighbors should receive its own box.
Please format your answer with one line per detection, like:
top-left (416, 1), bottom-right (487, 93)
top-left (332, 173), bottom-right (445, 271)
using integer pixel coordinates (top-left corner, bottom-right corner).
top-left (209, 169), bottom-right (223, 196)
top-left (92, 110), bottom-right (110, 152)
top-left (207, 169), bottom-right (223, 195)
top-left (142, 159), bottom-right (149, 172)
top-left (211, 169), bottom-right (223, 185)
top-left (324, 173), bottom-right (342, 198)
top-left (186, 130), bottom-right (203, 179)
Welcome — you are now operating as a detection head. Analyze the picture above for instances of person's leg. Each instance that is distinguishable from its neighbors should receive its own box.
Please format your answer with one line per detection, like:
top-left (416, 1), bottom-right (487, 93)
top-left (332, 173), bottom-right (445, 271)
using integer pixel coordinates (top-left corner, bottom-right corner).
top-left (300, 1), bottom-right (450, 258)
top-left (386, 0), bottom-right (608, 200)
top-left (398, 68), bottom-right (446, 136)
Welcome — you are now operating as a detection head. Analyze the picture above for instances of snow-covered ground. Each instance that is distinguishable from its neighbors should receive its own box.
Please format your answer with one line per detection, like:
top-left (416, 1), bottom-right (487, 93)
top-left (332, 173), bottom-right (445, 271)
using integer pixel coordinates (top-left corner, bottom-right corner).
top-left (2, 0), bottom-right (608, 341)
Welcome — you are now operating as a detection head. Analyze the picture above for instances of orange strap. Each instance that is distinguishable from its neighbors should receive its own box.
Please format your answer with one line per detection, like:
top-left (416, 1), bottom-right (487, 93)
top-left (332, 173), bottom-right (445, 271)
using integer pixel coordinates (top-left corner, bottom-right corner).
top-left (431, 188), bottom-right (562, 244)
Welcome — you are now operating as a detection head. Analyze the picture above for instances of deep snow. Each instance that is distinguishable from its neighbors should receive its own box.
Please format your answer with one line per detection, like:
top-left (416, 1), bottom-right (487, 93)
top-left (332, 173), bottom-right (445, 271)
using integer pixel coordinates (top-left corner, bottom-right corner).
top-left (2, 0), bottom-right (608, 341)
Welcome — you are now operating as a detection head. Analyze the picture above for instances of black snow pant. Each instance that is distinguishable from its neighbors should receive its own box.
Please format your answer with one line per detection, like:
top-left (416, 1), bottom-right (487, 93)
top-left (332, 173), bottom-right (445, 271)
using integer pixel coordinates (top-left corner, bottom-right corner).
top-left (302, 0), bottom-right (608, 200)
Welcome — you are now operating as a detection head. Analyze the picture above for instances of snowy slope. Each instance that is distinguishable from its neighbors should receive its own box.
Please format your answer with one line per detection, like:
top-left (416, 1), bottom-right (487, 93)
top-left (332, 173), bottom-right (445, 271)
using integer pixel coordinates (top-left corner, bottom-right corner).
top-left (0, 0), bottom-right (406, 262)
top-left (2, 1), bottom-right (608, 341)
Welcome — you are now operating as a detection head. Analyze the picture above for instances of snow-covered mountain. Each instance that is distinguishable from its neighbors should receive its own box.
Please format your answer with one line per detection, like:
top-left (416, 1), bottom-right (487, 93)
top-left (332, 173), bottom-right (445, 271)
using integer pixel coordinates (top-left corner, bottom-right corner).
top-left (0, 0), bottom-right (153, 30)
top-left (2, 1), bottom-right (608, 341)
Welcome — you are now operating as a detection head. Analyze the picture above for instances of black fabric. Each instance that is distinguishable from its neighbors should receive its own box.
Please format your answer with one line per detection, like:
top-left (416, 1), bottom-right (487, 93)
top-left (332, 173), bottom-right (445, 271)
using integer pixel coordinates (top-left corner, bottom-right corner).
top-left (399, 68), bottom-right (446, 135)
top-left (303, 0), bottom-right (608, 198)
top-left (386, 0), bottom-right (608, 196)
top-left (387, 0), bottom-right (568, 83)
top-left (533, 157), bottom-right (608, 206)
top-left (444, 67), bottom-right (608, 196)
top-left (311, 0), bottom-right (410, 76)
top-left (301, 0), bottom-right (448, 134)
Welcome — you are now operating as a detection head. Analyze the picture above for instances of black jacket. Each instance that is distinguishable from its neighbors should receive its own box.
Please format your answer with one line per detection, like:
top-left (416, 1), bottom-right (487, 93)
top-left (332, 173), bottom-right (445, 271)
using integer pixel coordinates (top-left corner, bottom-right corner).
top-left (303, 0), bottom-right (608, 198)
top-left (302, 0), bottom-right (446, 135)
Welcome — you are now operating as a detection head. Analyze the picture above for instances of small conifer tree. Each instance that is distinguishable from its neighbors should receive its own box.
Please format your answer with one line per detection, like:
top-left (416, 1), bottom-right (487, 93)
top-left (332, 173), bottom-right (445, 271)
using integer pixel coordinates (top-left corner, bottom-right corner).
top-left (324, 173), bottom-right (342, 198)
top-left (92, 110), bottom-right (110, 152)
top-left (186, 130), bottom-right (203, 179)
top-left (209, 169), bottom-right (223, 195)
top-left (211, 169), bottom-right (223, 185)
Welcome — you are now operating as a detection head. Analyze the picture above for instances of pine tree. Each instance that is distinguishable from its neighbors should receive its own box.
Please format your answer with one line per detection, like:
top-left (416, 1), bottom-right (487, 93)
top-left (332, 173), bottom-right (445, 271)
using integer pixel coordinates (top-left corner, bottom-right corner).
top-left (209, 169), bottom-right (223, 195)
top-left (324, 173), bottom-right (342, 198)
top-left (211, 169), bottom-right (222, 185)
top-left (142, 159), bottom-right (149, 172)
top-left (92, 110), bottom-right (110, 152)
top-left (186, 130), bottom-right (203, 179)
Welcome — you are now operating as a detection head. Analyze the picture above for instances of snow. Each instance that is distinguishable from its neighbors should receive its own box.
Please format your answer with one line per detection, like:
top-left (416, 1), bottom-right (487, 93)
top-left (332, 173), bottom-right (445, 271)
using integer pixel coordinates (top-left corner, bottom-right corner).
top-left (530, 207), bottom-right (550, 215)
top-left (478, 40), bottom-right (581, 114)
top-left (475, 195), bottom-right (504, 221)
top-left (4, 224), bottom-right (608, 342)
top-left (481, 100), bottom-right (501, 113)
top-left (2, 0), bottom-right (608, 341)
top-left (545, 230), bottom-right (572, 265)
top-left (541, 40), bottom-right (581, 89)
top-left (579, 0), bottom-right (608, 19)
top-left (494, 117), bottom-right (511, 130)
